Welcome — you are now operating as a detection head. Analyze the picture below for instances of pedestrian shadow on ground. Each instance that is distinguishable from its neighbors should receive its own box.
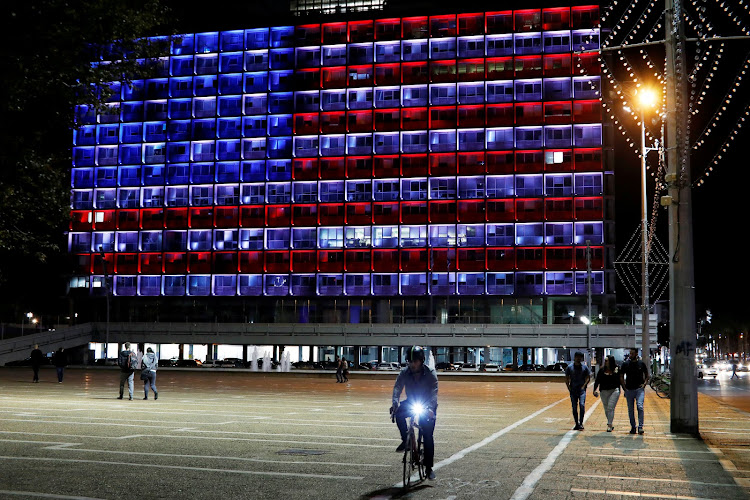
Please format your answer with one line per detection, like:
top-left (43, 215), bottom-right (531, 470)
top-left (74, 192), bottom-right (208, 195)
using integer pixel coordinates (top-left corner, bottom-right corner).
top-left (360, 483), bottom-right (431, 499)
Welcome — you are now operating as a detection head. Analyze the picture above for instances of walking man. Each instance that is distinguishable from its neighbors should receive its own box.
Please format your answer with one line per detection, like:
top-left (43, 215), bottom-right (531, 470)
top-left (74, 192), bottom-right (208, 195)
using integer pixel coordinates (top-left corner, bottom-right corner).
top-left (335, 356), bottom-right (343, 383)
top-left (565, 352), bottom-right (591, 430)
top-left (731, 361), bottom-right (739, 380)
top-left (620, 348), bottom-right (650, 434)
top-left (118, 342), bottom-right (137, 400)
top-left (30, 344), bottom-right (44, 383)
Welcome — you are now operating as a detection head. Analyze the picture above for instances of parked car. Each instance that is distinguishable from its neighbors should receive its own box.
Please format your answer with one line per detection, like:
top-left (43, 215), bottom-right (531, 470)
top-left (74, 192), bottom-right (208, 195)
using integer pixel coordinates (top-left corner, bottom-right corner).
top-left (377, 362), bottom-right (398, 370)
top-left (504, 364), bottom-right (518, 372)
top-left (357, 363), bottom-right (373, 370)
top-left (459, 363), bottom-right (477, 371)
top-left (93, 358), bottom-right (117, 366)
top-left (292, 361), bottom-right (315, 370)
top-left (546, 362), bottom-right (568, 372)
top-left (222, 358), bottom-right (244, 368)
top-left (534, 364), bottom-right (546, 372)
top-left (435, 362), bottom-right (457, 371)
top-left (518, 364), bottom-right (536, 372)
top-left (201, 359), bottom-right (224, 368)
top-left (158, 358), bottom-right (178, 367)
top-left (176, 359), bottom-right (201, 367)
top-left (697, 363), bottom-right (718, 379)
top-left (479, 363), bottom-right (501, 372)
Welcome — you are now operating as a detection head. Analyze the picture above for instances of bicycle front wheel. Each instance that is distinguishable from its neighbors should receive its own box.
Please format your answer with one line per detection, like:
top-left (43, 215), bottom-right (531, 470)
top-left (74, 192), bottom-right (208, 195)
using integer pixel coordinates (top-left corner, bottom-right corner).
top-left (402, 434), bottom-right (412, 488)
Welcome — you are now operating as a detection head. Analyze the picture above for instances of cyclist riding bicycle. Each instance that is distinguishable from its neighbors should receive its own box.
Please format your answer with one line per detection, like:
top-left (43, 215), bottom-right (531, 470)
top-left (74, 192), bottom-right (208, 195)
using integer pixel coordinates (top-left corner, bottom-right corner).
top-left (391, 345), bottom-right (438, 481)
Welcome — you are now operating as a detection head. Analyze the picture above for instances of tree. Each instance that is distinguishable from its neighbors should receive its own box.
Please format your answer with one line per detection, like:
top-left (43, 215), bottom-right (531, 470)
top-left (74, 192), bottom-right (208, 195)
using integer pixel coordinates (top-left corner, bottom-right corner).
top-left (0, 0), bottom-right (170, 320)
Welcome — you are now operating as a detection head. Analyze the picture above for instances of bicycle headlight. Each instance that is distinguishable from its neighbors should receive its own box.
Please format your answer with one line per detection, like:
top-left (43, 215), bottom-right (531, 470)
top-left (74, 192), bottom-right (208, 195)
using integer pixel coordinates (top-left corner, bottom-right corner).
top-left (411, 402), bottom-right (426, 416)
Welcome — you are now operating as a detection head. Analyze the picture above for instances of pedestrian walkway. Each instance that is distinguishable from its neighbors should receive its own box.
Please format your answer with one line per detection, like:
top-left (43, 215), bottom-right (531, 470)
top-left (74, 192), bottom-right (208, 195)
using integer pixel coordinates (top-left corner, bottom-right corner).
top-left (525, 391), bottom-right (750, 499)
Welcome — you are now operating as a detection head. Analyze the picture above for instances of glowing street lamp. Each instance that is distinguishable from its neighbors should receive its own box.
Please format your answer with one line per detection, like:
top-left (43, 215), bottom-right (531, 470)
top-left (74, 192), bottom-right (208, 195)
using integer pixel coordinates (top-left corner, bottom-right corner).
top-left (628, 87), bottom-right (660, 359)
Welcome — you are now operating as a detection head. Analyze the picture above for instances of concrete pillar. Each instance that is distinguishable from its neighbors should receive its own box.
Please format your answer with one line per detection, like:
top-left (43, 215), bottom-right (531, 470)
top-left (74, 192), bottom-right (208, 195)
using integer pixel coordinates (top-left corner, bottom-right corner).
top-left (531, 348), bottom-right (536, 365)
top-left (178, 344), bottom-right (184, 360)
top-left (243, 345), bottom-right (248, 363)
top-left (273, 345), bottom-right (279, 360)
top-left (355, 347), bottom-right (361, 367)
top-left (484, 347), bottom-right (491, 364)
top-left (377, 346), bottom-right (383, 363)
top-left (512, 347), bottom-right (518, 367)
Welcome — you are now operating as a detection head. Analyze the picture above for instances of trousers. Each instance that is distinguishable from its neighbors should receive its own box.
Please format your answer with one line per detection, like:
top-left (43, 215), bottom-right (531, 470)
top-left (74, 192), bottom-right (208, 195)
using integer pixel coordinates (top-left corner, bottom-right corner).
top-left (599, 388), bottom-right (620, 426)
top-left (119, 371), bottom-right (134, 397)
top-left (569, 388), bottom-right (586, 425)
top-left (624, 387), bottom-right (645, 429)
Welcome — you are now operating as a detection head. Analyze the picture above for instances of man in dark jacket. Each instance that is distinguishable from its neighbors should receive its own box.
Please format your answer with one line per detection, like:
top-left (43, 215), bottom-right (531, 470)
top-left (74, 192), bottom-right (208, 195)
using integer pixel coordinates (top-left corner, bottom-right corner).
top-left (391, 346), bottom-right (438, 480)
top-left (117, 342), bottom-right (137, 400)
top-left (30, 344), bottom-right (44, 383)
top-left (52, 348), bottom-right (67, 383)
top-left (620, 348), bottom-right (650, 434)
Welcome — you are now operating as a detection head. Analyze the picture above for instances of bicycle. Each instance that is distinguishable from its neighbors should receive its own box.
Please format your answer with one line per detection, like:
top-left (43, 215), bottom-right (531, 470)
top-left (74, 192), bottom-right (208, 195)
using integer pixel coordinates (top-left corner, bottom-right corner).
top-left (650, 372), bottom-right (671, 399)
top-left (391, 401), bottom-right (427, 488)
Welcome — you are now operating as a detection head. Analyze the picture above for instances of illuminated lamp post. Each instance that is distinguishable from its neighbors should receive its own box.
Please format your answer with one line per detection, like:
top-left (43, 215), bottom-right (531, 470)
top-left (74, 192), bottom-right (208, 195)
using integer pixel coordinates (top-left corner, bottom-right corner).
top-left (625, 87), bottom-right (660, 360)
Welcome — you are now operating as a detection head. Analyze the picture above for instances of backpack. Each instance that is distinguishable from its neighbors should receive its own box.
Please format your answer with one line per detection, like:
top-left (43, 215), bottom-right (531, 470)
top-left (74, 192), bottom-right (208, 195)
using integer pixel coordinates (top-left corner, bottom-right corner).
top-left (118, 350), bottom-right (136, 371)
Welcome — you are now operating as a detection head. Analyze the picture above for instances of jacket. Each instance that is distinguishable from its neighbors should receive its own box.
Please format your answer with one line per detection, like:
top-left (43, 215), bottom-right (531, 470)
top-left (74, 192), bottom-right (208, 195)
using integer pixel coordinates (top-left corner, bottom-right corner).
top-left (392, 364), bottom-right (439, 411)
top-left (142, 352), bottom-right (158, 372)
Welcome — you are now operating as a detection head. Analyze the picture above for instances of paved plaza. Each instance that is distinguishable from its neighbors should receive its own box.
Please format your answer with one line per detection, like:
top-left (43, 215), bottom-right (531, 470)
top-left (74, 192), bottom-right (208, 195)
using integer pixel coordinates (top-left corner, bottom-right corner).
top-left (0, 367), bottom-right (749, 499)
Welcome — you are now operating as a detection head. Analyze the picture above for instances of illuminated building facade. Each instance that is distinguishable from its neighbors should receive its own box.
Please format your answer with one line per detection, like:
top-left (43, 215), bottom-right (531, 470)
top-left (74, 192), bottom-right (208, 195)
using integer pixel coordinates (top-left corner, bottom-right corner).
top-left (68, 6), bottom-right (612, 324)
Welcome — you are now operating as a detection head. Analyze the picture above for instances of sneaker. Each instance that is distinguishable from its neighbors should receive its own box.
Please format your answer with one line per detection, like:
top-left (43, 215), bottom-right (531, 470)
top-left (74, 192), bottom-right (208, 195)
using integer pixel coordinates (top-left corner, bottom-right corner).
top-left (117, 396), bottom-right (123, 400)
top-left (128, 396), bottom-right (133, 401)
top-left (578, 425), bottom-right (584, 431)
top-left (427, 468), bottom-right (436, 480)
top-left (606, 425), bottom-right (613, 432)
top-left (396, 441), bottom-right (406, 452)
top-left (638, 427), bottom-right (645, 435)
top-left (630, 427), bottom-right (637, 434)
top-left (573, 424), bottom-right (582, 430)
top-left (143, 397), bottom-right (148, 400)
top-left (155, 393), bottom-right (158, 400)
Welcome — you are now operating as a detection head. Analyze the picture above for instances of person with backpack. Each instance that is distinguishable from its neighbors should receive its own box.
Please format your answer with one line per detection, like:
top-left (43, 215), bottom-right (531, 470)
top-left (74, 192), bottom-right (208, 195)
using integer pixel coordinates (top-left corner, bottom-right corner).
top-left (342, 358), bottom-right (349, 383)
top-left (140, 347), bottom-right (159, 400)
top-left (118, 342), bottom-right (138, 400)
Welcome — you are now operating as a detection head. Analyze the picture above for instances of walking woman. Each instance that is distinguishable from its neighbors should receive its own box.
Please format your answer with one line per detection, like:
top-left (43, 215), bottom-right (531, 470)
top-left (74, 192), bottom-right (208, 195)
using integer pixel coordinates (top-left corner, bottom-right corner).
top-left (593, 355), bottom-right (621, 432)
top-left (141, 347), bottom-right (159, 400)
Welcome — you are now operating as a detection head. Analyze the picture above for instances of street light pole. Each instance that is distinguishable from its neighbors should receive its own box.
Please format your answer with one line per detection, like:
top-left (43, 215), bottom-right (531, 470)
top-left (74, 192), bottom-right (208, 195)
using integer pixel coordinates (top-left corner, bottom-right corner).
top-left (664, 0), bottom-right (699, 435)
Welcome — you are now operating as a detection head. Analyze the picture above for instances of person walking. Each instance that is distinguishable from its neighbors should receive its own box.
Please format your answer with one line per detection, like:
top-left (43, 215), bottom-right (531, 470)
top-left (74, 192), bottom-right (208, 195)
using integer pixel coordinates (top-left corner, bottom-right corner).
top-left (141, 347), bottom-right (159, 400)
top-left (593, 355), bottom-right (621, 432)
top-left (117, 342), bottom-right (137, 400)
top-left (565, 351), bottom-right (591, 431)
top-left (342, 358), bottom-right (349, 383)
top-left (731, 361), bottom-right (739, 380)
top-left (30, 344), bottom-right (44, 383)
top-left (620, 348), bottom-right (650, 435)
top-left (335, 356), bottom-right (343, 383)
top-left (52, 348), bottom-right (67, 383)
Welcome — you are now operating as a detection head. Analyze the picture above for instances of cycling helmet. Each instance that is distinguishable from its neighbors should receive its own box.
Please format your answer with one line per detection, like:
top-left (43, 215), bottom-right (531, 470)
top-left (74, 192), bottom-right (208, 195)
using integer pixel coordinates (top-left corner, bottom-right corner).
top-left (406, 346), bottom-right (426, 363)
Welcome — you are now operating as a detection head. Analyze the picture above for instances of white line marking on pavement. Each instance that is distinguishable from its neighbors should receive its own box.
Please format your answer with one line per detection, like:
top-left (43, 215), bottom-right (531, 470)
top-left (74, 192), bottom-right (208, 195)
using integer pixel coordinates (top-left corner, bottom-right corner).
top-left (392, 397), bottom-right (568, 488)
top-left (591, 446), bottom-right (715, 454)
top-left (509, 399), bottom-right (601, 500)
top-left (0, 456), bottom-right (363, 480)
top-left (578, 474), bottom-right (742, 488)
top-left (588, 453), bottom-right (720, 462)
top-left (0, 490), bottom-right (104, 500)
top-left (570, 488), bottom-right (715, 499)
top-left (37, 445), bottom-right (390, 467)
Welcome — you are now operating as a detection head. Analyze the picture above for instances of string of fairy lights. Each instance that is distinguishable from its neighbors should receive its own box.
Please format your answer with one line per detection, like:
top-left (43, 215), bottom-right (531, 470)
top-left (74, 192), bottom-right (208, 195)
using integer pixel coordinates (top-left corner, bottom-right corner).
top-left (600, 0), bottom-right (750, 191)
